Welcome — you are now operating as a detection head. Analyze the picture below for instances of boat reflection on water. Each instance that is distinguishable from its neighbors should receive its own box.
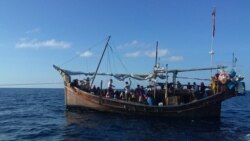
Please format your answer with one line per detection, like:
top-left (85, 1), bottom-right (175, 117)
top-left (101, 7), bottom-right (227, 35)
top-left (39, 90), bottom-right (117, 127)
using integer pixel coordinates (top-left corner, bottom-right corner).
top-left (237, 82), bottom-right (246, 96)
top-left (63, 110), bottom-right (227, 141)
top-left (62, 91), bottom-right (249, 141)
top-left (64, 110), bottom-right (242, 140)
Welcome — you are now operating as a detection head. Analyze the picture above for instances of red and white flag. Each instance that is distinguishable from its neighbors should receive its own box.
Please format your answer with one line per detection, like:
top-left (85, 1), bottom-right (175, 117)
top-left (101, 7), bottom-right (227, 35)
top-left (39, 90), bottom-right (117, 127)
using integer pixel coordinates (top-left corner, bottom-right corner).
top-left (212, 8), bottom-right (216, 37)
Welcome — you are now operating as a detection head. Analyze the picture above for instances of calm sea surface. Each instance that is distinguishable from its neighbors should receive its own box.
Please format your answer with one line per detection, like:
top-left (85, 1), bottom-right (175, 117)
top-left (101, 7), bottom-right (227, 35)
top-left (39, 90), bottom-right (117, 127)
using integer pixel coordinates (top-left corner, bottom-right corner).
top-left (0, 88), bottom-right (249, 141)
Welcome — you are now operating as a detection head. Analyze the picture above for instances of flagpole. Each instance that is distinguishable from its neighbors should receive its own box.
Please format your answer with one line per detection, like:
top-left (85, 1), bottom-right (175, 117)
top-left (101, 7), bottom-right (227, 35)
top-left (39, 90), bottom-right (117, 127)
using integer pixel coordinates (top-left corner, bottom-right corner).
top-left (209, 8), bottom-right (216, 76)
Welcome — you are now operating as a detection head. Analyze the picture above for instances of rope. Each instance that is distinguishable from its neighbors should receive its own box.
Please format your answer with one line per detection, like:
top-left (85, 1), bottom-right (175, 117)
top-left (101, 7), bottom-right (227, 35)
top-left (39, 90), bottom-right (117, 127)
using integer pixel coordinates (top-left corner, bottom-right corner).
top-left (177, 76), bottom-right (211, 81)
top-left (60, 37), bottom-right (106, 66)
top-left (0, 82), bottom-right (63, 87)
top-left (108, 44), bottom-right (142, 88)
top-left (109, 44), bottom-right (130, 73)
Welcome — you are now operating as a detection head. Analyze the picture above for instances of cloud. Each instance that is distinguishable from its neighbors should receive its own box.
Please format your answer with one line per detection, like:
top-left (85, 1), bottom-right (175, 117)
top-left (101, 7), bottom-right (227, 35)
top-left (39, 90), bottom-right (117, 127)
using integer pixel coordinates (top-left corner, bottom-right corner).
top-left (130, 40), bottom-right (138, 46)
top-left (117, 40), bottom-right (153, 49)
top-left (16, 39), bottom-right (71, 49)
top-left (165, 56), bottom-right (184, 62)
top-left (26, 28), bottom-right (40, 34)
top-left (125, 51), bottom-right (141, 57)
top-left (145, 49), bottom-right (169, 58)
top-left (80, 51), bottom-right (93, 58)
top-left (119, 40), bottom-right (171, 59)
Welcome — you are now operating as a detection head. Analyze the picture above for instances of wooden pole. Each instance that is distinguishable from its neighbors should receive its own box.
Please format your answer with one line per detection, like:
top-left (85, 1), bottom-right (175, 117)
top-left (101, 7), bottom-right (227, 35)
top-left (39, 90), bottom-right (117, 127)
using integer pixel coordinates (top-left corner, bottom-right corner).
top-left (91, 36), bottom-right (111, 87)
top-left (99, 80), bottom-right (103, 104)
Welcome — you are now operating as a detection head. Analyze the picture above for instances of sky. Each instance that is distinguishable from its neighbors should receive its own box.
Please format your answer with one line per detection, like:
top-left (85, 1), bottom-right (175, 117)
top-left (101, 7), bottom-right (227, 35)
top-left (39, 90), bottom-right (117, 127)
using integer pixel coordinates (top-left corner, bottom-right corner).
top-left (0, 0), bottom-right (249, 89)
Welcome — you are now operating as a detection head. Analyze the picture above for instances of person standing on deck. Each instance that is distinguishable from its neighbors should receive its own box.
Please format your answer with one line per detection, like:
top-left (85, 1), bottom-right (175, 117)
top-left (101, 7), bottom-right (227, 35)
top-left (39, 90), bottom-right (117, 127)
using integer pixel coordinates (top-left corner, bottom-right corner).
top-left (124, 78), bottom-right (131, 101)
top-left (192, 82), bottom-right (199, 100)
top-left (200, 82), bottom-right (206, 98)
top-left (200, 82), bottom-right (206, 93)
top-left (193, 82), bottom-right (199, 93)
top-left (85, 77), bottom-right (91, 90)
top-left (108, 79), bottom-right (115, 89)
top-left (107, 79), bottom-right (115, 97)
top-left (187, 82), bottom-right (192, 91)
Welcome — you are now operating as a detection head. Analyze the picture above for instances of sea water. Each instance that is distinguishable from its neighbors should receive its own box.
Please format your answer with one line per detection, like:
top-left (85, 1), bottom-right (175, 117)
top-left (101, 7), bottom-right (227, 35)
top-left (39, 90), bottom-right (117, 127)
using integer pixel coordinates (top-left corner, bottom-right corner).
top-left (0, 88), bottom-right (249, 141)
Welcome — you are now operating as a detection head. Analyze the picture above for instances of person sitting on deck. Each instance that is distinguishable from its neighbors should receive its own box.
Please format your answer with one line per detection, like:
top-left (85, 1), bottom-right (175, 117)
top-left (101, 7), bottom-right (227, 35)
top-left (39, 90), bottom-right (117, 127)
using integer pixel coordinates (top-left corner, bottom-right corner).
top-left (92, 85), bottom-right (97, 94)
top-left (113, 90), bottom-right (119, 99)
top-left (135, 84), bottom-right (141, 97)
top-left (168, 83), bottom-right (174, 93)
top-left (79, 77), bottom-right (91, 91)
top-left (120, 92), bottom-right (125, 100)
top-left (187, 82), bottom-right (192, 91)
top-left (96, 87), bottom-right (101, 95)
top-left (71, 79), bottom-right (79, 87)
top-left (177, 81), bottom-right (183, 90)
top-left (130, 90), bottom-right (137, 102)
top-left (146, 92), bottom-right (153, 106)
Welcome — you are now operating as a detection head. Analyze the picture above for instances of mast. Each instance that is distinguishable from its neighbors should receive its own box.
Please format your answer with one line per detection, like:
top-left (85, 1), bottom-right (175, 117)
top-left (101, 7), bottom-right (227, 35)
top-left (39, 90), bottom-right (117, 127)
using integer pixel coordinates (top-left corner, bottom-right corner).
top-left (209, 8), bottom-right (216, 76)
top-left (91, 36), bottom-right (111, 87)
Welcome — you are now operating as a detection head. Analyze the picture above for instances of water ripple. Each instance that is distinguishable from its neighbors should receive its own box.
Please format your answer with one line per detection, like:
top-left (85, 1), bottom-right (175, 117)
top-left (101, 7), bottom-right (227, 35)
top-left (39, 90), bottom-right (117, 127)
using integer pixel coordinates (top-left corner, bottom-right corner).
top-left (0, 88), bottom-right (249, 141)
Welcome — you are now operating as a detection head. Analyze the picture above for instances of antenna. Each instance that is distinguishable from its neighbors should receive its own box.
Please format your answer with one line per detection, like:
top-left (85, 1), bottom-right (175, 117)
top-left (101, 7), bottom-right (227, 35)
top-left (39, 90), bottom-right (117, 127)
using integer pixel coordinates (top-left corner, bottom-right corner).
top-left (155, 41), bottom-right (158, 67)
top-left (232, 52), bottom-right (237, 70)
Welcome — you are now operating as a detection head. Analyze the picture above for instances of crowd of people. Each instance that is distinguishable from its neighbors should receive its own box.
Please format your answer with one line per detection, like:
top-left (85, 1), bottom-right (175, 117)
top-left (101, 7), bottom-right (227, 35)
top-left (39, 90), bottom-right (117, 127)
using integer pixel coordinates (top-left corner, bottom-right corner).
top-left (72, 78), bottom-right (209, 105)
top-left (104, 79), bottom-right (208, 105)
top-left (104, 79), bottom-right (151, 104)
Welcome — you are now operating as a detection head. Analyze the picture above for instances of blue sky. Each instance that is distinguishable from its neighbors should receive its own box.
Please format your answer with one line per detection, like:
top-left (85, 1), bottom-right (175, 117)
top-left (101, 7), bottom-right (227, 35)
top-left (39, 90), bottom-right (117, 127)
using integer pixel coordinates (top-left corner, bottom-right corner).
top-left (0, 0), bottom-right (249, 89)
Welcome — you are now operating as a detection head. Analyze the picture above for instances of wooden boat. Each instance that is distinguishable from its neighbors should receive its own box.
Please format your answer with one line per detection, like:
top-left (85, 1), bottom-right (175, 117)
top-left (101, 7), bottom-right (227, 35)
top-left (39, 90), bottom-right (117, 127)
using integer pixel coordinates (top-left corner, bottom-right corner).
top-left (53, 36), bottom-right (244, 119)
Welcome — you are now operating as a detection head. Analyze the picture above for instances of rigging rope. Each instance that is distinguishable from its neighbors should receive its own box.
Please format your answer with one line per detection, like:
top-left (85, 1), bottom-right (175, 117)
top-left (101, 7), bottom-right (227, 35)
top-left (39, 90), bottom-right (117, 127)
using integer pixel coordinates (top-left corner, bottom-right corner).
top-left (108, 44), bottom-right (130, 74)
top-left (109, 44), bottom-right (116, 73)
top-left (60, 38), bottom-right (106, 66)
top-left (108, 43), bottom-right (144, 88)
top-left (107, 45), bottom-right (112, 76)
top-left (177, 76), bottom-right (211, 81)
top-left (0, 82), bottom-right (63, 87)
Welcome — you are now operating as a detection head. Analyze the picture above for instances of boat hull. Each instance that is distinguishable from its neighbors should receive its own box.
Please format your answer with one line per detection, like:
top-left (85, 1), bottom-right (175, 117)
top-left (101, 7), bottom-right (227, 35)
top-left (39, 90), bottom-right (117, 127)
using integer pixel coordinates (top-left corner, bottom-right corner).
top-left (64, 84), bottom-right (235, 119)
